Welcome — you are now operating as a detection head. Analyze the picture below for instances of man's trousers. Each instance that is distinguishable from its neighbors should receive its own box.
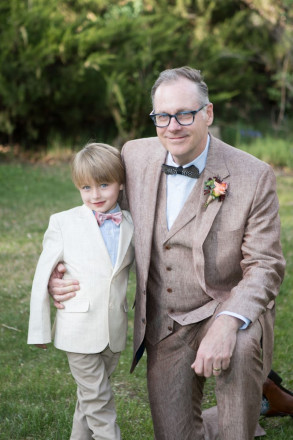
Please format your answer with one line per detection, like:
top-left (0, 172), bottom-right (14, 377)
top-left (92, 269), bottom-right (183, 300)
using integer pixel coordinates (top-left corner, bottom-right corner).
top-left (146, 315), bottom-right (264, 440)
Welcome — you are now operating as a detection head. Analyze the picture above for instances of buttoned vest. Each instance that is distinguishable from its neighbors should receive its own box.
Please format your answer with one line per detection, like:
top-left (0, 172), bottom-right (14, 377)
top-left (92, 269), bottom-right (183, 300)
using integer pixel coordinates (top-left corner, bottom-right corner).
top-left (146, 174), bottom-right (211, 345)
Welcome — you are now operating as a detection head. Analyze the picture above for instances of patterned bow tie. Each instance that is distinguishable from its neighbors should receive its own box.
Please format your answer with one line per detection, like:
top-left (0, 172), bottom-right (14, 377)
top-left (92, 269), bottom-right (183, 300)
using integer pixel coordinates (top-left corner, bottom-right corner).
top-left (161, 164), bottom-right (200, 179)
top-left (95, 211), bottom-right (122, 226)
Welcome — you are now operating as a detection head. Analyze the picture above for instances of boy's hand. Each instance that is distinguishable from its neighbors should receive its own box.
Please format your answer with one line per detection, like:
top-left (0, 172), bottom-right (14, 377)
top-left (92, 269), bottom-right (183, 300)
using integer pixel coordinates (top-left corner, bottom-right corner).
top-left (48, 263), bottom-right (80, 309)
top-left (35, 344), bottom-right (48, 350)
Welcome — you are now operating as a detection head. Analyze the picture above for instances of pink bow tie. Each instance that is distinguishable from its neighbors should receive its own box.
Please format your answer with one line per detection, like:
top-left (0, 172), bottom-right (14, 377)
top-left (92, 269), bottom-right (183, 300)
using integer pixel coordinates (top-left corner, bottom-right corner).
top-left (95, 211), bottom-right (122, 226)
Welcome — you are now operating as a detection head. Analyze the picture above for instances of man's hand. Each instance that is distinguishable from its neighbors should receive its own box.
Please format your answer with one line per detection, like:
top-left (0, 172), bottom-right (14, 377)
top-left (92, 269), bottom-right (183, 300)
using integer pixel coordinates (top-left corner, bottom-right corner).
top-left (48, 263), bottom-right (80, 309)
top-left (191, 315), bottom-right (242, 378)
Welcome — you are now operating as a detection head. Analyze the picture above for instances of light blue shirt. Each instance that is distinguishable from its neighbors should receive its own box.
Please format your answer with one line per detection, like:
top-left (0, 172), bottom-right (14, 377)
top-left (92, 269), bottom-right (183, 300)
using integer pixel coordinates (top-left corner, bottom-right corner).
top-left (166, 138), bottom-right (209, 230)
top-left (94, 204), bottom-right (121, 267)
top-left (165, 135), bottom-right (250, 330)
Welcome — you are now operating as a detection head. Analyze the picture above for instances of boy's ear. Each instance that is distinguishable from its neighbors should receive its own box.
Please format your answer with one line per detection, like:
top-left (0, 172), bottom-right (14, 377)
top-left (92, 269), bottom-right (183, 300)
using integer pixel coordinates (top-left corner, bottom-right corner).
top-left (119, 183), bottom-right (124, 191)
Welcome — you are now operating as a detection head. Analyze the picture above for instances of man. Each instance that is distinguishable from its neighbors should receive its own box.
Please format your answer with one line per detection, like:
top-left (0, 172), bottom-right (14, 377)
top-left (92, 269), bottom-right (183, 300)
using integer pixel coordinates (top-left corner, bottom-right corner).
top-left (50, 67), bottom-right (286, 439)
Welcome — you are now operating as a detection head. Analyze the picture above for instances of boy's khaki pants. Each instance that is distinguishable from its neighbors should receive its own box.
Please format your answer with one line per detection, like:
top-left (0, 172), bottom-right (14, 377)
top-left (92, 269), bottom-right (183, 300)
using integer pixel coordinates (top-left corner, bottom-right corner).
top-left (66, 347), bottom-right (121, 440)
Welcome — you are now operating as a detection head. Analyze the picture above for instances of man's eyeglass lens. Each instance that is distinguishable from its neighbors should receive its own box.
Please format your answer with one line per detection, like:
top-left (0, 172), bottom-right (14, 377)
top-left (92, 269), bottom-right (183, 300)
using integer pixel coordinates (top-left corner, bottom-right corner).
top-left (150, 105), bottom-right (206, 128)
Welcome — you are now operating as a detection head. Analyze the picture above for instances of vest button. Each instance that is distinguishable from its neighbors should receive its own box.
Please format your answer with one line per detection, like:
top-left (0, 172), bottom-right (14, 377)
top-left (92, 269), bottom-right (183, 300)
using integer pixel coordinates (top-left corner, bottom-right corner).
top-left (168, 326), bottom-right (173, 331)
top-left (167, 288), bottom-right (172, 293)
top-left (166, 266), bottom-right (172, 271)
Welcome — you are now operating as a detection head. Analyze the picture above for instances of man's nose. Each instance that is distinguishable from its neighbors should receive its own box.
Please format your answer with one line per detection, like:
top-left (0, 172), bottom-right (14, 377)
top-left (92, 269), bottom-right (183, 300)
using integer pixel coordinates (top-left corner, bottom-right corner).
top-left (168, 116), bottom-right (182, 130)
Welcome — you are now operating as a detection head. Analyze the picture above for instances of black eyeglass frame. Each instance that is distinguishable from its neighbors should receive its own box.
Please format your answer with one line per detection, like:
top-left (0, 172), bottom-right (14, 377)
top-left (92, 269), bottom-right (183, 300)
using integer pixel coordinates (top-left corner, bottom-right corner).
top-left (149, 104), bottom-right (208, 127)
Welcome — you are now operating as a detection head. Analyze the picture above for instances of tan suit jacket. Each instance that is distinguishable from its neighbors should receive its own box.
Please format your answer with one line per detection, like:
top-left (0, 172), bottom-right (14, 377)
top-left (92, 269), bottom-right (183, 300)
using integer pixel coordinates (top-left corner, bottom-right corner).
top-left (28, 204), bottom-right (134, 353)
top-left (122, 135), bottom-right (285, 371)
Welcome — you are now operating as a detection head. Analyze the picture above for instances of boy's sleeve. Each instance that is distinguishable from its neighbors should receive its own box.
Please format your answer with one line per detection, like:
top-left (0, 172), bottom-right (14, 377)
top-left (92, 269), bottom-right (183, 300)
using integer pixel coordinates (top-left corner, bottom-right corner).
top-left (27, 215), bottom-right (64, 345)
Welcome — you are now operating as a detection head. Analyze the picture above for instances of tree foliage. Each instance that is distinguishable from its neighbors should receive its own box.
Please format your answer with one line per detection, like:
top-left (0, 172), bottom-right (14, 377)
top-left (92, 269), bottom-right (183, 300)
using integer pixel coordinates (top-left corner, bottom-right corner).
top-left (0, 0), bottom-right (292, 147)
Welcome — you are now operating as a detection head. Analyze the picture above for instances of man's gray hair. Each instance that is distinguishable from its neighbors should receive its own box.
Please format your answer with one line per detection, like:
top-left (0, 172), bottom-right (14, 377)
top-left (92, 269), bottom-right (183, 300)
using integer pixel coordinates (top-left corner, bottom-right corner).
top-left (151, 66), bottom-right (209, 109)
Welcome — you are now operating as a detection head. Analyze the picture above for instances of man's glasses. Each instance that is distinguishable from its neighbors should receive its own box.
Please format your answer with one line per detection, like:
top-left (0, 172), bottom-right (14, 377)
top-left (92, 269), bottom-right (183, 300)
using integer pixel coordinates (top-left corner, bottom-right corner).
top-left (149, 104), bottom-right (207, 128)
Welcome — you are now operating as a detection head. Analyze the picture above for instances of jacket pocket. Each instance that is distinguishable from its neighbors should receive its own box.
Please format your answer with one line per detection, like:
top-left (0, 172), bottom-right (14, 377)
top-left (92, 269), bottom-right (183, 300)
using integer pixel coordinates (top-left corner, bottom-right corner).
top-left (62, 298), bottom-right (90, 313)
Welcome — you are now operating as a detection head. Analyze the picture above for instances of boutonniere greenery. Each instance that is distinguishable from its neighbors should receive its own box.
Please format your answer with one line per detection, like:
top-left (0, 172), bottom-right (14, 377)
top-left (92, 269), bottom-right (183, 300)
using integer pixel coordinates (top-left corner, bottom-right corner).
top-left (204, 177), bottom-right (228, 208)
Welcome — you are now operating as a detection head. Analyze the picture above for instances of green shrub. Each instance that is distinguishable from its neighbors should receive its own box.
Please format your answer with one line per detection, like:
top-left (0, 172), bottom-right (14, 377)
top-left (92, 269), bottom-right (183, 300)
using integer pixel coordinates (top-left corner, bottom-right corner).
top-left (238, 137), bottom-right (293, 169)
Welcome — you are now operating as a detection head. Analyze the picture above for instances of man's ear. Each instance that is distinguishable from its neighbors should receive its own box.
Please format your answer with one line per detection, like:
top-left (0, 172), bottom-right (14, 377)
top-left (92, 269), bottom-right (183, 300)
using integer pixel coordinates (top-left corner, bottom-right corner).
top-left (206, 103), bottom-right (214, 127)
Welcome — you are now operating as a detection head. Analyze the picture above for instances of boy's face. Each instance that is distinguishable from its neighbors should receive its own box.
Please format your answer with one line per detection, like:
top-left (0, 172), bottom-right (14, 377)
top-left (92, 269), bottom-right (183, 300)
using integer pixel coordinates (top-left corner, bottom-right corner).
top-left (79, 181), bottom-right (123, 213)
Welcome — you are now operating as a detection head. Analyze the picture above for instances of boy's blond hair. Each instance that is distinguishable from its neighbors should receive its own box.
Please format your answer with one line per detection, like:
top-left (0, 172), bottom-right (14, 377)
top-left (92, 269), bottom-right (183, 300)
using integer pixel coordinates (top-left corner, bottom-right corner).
top-left (71, 143), bottom-right (125, 188)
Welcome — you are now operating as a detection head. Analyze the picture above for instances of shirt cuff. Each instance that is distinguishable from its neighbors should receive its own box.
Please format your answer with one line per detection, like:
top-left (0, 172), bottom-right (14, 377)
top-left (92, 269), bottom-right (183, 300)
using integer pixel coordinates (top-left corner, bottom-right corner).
top-left (216, 311), bottom-right (251, 330)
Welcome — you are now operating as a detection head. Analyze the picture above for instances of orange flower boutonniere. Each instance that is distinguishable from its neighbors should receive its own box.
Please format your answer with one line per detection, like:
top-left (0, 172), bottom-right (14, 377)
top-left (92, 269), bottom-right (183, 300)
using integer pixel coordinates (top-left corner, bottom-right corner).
top-left (204, 177), bottom-right (228, 208)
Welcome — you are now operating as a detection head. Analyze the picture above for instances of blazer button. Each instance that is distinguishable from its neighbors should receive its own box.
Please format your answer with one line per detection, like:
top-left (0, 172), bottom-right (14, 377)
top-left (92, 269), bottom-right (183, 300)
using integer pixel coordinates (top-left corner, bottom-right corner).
top-left (142, 318), bottom-right (146, 324)
top-left (166, 266), bottom-right (172, 271)
top-left (168, 326), bottom-right (173, 331)
top-left (165, 245), bottom-right (171, 250)
top-left (167, 288), bottom-right (172, 293)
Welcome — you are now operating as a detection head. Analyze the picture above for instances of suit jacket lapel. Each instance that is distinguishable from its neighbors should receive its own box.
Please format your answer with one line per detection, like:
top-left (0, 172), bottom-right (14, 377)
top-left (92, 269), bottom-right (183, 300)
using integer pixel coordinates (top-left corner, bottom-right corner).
top-left (164, 136), bottom-right (230, 243)
top-left (195, 136), bottom-right (230, 248)
top-left (80, 204), bottom-right (113, 268)
top-left (164, 172), bottom-right (205, 242)
top-left (185, 137), bottom-right (230, 292)
top-left (80, 205), bottom-right (134, 275)
top-left (113, 211), bottom-right (134, 275)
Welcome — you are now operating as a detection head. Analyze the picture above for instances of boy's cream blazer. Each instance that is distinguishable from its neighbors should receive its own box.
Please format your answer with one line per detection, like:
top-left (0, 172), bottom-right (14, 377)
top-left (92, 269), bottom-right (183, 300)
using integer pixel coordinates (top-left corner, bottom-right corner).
top-left (27, 204), bottom-right (134, 354)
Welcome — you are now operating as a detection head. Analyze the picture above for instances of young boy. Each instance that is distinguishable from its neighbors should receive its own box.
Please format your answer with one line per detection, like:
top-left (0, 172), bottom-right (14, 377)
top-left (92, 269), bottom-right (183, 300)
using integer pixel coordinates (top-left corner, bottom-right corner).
top-left (27, 143), bottom-right (134, 440)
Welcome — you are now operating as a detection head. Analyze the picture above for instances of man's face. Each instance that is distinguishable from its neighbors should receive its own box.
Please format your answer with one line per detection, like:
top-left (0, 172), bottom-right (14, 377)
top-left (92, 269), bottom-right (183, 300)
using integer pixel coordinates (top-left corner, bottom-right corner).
top-left (153, 77), bottom-right (213, 165)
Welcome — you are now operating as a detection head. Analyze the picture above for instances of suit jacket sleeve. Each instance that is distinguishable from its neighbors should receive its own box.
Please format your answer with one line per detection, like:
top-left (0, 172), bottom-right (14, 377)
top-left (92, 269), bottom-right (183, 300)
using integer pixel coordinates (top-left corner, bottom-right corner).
top-left (120, 147), bottom-right (130, 211)
top-left (27, 215), bottom-right (64, 344)
top-left (219, 165), bottom-right (285, 322)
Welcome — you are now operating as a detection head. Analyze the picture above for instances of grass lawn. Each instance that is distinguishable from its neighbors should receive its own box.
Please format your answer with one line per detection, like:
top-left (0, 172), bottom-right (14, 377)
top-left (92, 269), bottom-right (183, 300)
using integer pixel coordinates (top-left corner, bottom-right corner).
top-left (0, 161), bottom-right (292, 439)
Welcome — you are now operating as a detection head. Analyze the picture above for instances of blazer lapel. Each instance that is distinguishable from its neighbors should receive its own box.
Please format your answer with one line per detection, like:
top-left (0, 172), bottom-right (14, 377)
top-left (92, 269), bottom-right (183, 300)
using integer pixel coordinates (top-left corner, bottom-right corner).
top-left (164, 136), bottom-right (230, 243)
top-left (190, 137), bottom-right (230, 292)
top-left (113, 211), bottom-right (134, 275)
top-left (164, 172), bottom-right (205, 242)
top-left (79, 204), bottom-right (113, 268)
top-left (195, 136), bottom-right (230, 248)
